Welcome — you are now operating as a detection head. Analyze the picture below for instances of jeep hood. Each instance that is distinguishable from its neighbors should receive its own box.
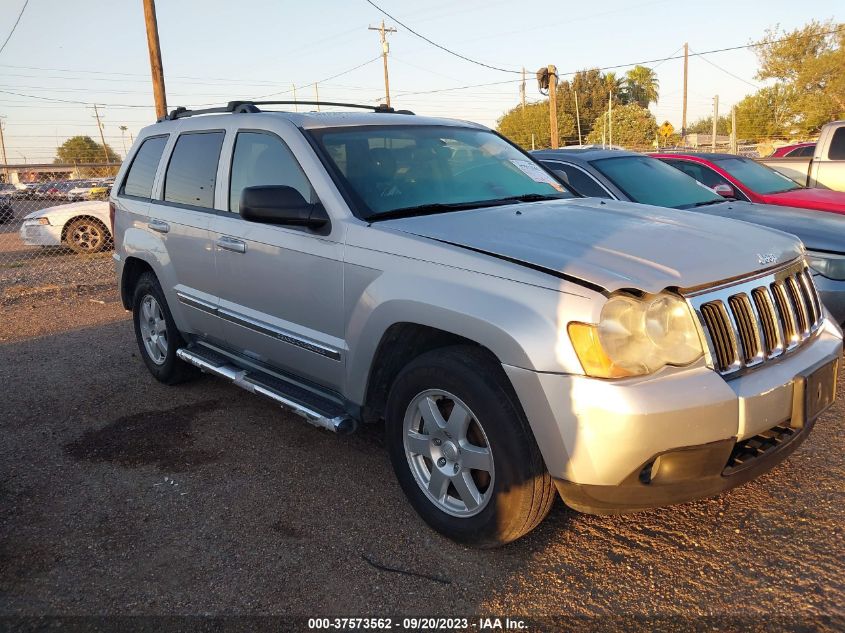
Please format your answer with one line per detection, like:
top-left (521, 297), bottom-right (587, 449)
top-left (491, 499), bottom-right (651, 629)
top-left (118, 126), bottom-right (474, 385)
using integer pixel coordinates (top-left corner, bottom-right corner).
top-left (381, 198), bottom-right (804, 294)
top-left (695, 200), bottom-right (845, 254)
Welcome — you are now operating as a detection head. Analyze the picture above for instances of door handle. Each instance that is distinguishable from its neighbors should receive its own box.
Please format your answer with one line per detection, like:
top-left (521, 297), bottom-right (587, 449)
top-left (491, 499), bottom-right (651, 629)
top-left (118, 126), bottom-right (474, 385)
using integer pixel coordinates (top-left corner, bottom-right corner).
top-left (216, 236), bottom-right (247, 253)
top-left (148, 219), bottom-right (170, 234)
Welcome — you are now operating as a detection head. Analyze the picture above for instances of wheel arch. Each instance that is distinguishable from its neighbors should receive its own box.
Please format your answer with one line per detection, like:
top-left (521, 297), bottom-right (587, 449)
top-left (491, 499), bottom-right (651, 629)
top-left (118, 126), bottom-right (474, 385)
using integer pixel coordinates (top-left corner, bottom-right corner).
top-left (61, 214), bottom-right (112, 242)
top-left (120, 256), bottom-right (155, 309)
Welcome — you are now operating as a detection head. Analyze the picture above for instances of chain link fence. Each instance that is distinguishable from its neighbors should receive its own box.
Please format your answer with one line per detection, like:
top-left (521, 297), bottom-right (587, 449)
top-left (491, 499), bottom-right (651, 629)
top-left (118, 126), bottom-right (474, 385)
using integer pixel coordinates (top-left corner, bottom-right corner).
top-left (0, 163), bottom-right (119, 307)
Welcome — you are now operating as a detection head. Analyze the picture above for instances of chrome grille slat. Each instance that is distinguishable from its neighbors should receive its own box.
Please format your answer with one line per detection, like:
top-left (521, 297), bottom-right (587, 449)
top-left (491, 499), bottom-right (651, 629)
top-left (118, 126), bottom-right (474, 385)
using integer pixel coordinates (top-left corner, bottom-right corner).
top-left (685, 260), bottom-right (823, 378)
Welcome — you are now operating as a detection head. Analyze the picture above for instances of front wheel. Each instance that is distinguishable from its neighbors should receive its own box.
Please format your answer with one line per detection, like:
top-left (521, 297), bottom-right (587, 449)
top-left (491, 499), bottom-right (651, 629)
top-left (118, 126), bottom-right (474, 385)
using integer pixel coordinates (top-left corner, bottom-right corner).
top-left (386, 346), bottom-right (556, 547)
top-left (64, 217), bottom-right (110, 254)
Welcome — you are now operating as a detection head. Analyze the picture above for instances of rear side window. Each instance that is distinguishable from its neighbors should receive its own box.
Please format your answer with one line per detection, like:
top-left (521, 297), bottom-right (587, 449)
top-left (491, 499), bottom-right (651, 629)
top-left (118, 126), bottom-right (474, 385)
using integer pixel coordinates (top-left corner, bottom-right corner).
top-left (545, 162), bottom-right (610, 198)
top-left (122, 135), bottom-right (167, 199)
top-left (164, 132), bottom-right (225, 209)
top-left (828, 128), bottom-right (845, 160)
top-left (229, 131), bottom-right (316, 213)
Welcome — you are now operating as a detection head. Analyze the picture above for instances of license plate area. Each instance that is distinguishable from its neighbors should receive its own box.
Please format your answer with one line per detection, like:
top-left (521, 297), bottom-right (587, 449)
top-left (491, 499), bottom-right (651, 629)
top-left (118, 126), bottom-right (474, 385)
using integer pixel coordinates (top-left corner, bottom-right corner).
top-left (796, 357), bottom-right (839, 426)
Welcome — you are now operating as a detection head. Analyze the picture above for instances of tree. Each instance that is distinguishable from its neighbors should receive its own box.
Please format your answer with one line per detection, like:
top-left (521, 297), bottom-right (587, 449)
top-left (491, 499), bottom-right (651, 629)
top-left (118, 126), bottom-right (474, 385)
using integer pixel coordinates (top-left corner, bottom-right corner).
top-left (497, 101), bottom-right (576, 149)
top-left (55, 136), bottom-right (121, 165)
top-left (624, 65), bottom-right (659, 108)
top-left (754, 20), bottom-right (845, 133)
top-left (602, 72), bottom-right (627, 103)
top-left (734, 85), bottom-right (799, 139)
top-left (585, 103), bottom-right (658, 148)
top-left (687, 115), bottom-right (731, 136)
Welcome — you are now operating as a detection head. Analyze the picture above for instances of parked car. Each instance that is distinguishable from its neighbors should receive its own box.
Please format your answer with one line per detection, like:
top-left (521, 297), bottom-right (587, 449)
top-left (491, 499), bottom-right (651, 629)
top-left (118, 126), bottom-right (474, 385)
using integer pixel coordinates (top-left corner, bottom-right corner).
top-left (758, 121), bottom-right (845, 191)
top-left (534, 148), bottom-right (845, 324)
top-left (652, 152), bottom-right (845, 214)
top-left (112, 102), bottom-right (841, 547)
top-left (0, 194), bottom-right (14, 223)
top-left (770, 142), bottom-right (816, 158)
top-left (20, 200), bottom-right (112, 253)
top-left (87, 183), bottom-right (112, 200)
top-left (66, 180), bottom-right (97, 201)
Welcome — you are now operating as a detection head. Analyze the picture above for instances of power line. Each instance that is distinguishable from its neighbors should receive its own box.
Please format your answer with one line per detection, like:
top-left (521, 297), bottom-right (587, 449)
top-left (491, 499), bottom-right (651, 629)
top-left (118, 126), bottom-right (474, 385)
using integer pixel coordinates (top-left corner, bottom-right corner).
top-left (252, 56), bottom-right (382, 99)
top-left (363, 0), bottom-right (522, 74)
top-left (0, 0), bottom-right (28, 57)
top-left (690, 47), bottom-right (760, 89)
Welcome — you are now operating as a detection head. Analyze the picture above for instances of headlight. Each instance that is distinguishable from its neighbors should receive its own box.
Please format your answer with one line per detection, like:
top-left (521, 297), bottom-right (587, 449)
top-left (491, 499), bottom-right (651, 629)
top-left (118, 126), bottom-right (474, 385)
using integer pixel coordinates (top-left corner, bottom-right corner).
top-left (568, 292), bottom-right (703, 378)
top-left (23, 217), bottom-right (50, 226)
top-left (806, 251), bottom-right (845, 281)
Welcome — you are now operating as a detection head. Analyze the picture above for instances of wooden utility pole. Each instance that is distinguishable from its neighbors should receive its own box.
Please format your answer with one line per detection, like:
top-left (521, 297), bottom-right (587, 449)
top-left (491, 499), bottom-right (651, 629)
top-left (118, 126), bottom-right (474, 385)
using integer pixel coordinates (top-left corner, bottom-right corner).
top-left (0, 119), bottom-right (9, 183)
top-left (711, 94), bottom-right (719, 151)
top-left (142, 0), bottom-right (168, 119)
top-left (681, 42), bottom-right (688, 142)
top-left (608, 92), bottom-right (613, 148)
top-left (520, 67), bottom-right (526, 111)
top-left (292, 84), bottom-right (298, 112)
top-left (548, 65), bottom-right (559, 149)
top-left (314, 83), bottom-right (320, 111)
top-left (730, 106), bottom-right (737, 154)
top-left (92, 104), bottom-right (110, 163)
top-left (574, 91), bottom-right (582, 145)
top-left (369, 20), bottom-right (397, 108)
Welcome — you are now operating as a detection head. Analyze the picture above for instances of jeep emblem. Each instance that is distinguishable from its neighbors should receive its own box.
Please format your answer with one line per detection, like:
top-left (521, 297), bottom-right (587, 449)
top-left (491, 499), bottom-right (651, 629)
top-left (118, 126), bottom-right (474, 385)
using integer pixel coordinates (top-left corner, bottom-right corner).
top-left (757, 253), bottom-right (777, 265)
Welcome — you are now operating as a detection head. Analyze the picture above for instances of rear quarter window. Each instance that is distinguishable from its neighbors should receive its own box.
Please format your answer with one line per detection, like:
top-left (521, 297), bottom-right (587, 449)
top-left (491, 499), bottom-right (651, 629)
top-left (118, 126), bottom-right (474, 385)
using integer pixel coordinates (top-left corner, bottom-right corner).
top-left (121, 135), bottom-right (168, 199)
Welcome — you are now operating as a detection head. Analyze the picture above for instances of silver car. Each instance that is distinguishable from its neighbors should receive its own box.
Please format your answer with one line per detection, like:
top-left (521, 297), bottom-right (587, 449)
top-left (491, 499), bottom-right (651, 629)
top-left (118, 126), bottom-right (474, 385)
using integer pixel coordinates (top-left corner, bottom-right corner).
top-left (112, 102), bottom-right (842, 547)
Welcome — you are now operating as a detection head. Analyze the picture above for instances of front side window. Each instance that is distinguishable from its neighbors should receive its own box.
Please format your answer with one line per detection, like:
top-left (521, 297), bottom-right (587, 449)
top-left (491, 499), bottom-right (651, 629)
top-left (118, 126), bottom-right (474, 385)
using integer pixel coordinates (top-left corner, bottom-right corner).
top-left (712, 157), bottom-right (800, 194)
top-left (229, 131), bottom-right (315, 213)
top-left (591, 155), bottom-right (722, 209)
top-left (310, 125), bottom-right (571, 219)
top-left (163, 132), bottom-right (225, 208)
top-left (122, 135), bottom-right (168, 199)
top-left (544, 162), bottom-right (611, 198)
top-left (828, 128), bottom-right (845, 160)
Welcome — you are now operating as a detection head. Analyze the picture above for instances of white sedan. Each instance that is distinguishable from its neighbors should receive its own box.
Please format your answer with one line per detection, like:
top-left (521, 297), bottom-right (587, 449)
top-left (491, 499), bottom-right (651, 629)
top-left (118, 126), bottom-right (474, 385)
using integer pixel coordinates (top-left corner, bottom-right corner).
top-left (20, 200), bottom-right (112, 254)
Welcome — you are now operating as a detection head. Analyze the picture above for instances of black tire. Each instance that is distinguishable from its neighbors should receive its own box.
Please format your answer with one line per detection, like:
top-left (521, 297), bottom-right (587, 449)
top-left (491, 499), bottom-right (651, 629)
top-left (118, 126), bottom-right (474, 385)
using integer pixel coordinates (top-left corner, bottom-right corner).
top-left (386, 345), bottom-right (556, 548)
top-left (64, 217), bottom-right (111, 254)
top-left (132, 271), bottom-right (196, 385)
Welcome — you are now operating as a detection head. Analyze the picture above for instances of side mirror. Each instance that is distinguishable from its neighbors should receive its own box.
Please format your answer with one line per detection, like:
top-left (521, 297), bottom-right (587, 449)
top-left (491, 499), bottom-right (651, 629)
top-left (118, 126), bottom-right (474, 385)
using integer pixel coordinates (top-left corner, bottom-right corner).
top-left (713, 183), bottom-right (736, 199)
top-left (239, 185), bottom-right (329, 229)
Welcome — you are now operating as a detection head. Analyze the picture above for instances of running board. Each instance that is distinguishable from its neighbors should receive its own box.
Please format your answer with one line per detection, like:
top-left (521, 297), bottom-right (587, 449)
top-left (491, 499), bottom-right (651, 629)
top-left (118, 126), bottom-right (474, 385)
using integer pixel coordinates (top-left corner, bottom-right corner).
top-left (176, 346), bottom-right (356, 434)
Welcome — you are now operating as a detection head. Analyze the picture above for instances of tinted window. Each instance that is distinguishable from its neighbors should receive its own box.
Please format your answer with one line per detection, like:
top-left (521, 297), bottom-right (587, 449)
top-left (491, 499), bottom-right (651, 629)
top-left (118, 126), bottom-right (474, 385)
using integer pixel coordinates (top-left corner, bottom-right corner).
top-left (544, 162), bottom-right (610, 198)
top-left (828, 128), bottom-right (845, 160)
top-left (164, 132), bottom-right (225, 208)
top-left (712, 157), bottom-right (800, 194)
top-left (591, 155), bottom-right (722, 209)
top-left (122, 136), bottom-right (167, 198)
top-left (662, 159), bottom-right (727, 188)
top-left (312, 126), bottom-right (572, 219)
top-left (229, 132), bottom-right (315, 213)
top-left (791, 145), bottom-right (815, 158)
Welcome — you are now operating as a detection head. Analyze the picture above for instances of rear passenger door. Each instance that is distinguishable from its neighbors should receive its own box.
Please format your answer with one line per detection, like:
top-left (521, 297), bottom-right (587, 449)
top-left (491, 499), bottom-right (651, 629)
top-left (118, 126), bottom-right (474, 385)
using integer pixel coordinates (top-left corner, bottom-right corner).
top-left (149, 130), bottom-right (225, 341)
top-left (210, 129), bottom-right (345, 391)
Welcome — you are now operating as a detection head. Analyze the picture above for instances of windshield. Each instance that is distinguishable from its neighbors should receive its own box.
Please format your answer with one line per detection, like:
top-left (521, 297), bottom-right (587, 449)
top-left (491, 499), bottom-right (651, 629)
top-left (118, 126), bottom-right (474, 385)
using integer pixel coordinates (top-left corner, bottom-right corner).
top-left (590, 155), bottom-right (723, 209)
top-left (713, 157), bottom-right (801, 194)
top-left (311, 125), bottom-right (572, 219)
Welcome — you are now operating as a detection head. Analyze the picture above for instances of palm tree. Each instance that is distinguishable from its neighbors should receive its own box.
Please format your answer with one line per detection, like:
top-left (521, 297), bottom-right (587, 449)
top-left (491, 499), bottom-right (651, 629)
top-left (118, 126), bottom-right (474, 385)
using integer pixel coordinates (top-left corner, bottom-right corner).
top-left (602, 72), bottom-right (626, 103)
top-left (119, 125), bottom-right (128, 156)
top-left (625, 65), bottom-right (660, 108)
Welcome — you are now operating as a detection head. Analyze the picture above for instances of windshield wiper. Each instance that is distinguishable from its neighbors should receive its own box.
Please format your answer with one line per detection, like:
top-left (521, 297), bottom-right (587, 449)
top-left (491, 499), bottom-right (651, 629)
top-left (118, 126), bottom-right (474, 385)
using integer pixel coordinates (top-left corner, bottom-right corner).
top-left (688, 199), bottom-right (726, 208)
top-left (495, 193), bottom-right (567, 203)
top-left (367, 199), bottom-right (515, 222)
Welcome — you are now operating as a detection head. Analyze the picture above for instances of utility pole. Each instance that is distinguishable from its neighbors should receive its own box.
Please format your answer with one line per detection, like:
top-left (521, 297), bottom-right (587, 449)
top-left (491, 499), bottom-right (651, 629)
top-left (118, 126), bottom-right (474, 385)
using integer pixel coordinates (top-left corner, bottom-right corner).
top-left (574, 91), bottom-right (582, 145)
top-left (548, 65), bottom-right (559, 149)
top-left (142, 0), bottom-right (168, 120)
top-left (520, 67), bottom-right (526, 111)
top-left (92, 104), bottom-right (110, 163)
top-left (711, 94), bottom-right (719, 151)
top-left (292, 84), bottom-right (298, 112)
top-left (730, 106), bottom-right (737, 154)
top-left (314, 83), bottom-right (320, 111)
top-left (681, 42), bottom-right (688, 143)
top-left (608, 92), bottom-right (613, 148)
top-left (369, 20), bottom-right (397, 108)
top-left (0, 119), bottom-right (9, 183)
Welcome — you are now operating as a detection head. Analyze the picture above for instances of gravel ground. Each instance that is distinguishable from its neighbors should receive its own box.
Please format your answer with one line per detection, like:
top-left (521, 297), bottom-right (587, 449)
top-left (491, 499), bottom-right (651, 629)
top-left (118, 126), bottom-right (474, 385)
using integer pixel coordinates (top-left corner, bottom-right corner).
top-left (0, 287), bottom-right (843, 630)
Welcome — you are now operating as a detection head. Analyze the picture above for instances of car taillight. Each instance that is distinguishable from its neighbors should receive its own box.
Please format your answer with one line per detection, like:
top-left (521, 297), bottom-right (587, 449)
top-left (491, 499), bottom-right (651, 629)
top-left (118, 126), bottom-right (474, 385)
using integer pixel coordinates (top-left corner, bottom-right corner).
top-left (109, 201), bottom-right (116, 235)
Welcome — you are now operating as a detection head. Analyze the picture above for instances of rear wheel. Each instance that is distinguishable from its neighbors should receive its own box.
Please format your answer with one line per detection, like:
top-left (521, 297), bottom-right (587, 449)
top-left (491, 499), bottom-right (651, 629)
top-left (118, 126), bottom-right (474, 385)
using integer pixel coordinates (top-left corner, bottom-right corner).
top-left (65, 217), bottom-right (110, 254)
top-left (386, 346), bottom-right (556, 547)
top-left (132, 272), bottom-right (196, 384)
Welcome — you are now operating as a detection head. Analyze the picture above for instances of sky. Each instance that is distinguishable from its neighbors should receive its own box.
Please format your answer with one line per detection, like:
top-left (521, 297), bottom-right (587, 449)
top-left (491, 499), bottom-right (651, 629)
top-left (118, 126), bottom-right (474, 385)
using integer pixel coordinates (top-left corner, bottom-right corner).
top-left (0, 0), bottom-right (842, 163)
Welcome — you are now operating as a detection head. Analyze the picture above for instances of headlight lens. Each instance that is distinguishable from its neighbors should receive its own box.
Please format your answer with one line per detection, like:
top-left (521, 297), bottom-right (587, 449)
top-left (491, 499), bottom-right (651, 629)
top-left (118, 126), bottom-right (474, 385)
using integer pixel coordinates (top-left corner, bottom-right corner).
top-left (806, 251), bottom-right (845, 281)
top-left (569, 292), bottom-right (703, 378)
top-left (23, 217), bottom-right (50, 226)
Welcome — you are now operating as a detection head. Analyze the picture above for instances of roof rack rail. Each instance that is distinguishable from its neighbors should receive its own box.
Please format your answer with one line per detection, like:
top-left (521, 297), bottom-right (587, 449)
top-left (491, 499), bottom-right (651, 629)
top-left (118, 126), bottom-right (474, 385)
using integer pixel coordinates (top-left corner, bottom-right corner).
top-left (159, 100), bottom-right (415, 121)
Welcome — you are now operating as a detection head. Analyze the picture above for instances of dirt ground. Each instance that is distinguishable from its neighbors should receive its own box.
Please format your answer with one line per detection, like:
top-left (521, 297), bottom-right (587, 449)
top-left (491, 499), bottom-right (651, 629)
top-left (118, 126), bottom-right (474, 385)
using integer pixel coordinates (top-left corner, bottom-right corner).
top-left (0, 278), bottom-right (843, 631)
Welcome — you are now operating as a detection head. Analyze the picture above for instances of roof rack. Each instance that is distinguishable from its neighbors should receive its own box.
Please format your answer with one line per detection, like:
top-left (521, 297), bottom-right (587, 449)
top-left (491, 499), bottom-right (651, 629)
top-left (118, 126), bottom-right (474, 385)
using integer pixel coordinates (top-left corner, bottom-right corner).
top-left (159, 100), bottom-right (415, 121)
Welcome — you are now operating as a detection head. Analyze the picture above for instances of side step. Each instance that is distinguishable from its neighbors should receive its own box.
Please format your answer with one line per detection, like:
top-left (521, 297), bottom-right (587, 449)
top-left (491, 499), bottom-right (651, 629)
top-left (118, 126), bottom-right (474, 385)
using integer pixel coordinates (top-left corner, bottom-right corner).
top-left (176, 346), bottom-right (357, 434)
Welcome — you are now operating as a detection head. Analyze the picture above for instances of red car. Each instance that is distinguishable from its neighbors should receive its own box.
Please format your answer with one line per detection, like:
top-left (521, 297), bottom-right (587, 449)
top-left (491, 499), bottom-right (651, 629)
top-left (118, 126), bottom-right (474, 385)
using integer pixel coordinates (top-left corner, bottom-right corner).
top-left (652, 152), bottom-right (845, 215)
top-left (770, 142), bottom-right (816, 158)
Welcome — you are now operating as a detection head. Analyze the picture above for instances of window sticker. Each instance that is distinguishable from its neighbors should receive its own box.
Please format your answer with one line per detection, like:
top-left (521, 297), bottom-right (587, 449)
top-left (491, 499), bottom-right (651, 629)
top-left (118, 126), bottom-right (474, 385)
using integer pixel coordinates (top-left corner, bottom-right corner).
top-left (510, 159), bottom-right (565, 191)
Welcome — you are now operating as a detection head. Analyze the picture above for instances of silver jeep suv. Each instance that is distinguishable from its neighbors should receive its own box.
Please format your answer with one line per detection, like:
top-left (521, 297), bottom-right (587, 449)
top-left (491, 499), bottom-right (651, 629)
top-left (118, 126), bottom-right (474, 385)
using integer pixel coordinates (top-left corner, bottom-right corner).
top-left (112, 101), bottom-right (841, 547)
